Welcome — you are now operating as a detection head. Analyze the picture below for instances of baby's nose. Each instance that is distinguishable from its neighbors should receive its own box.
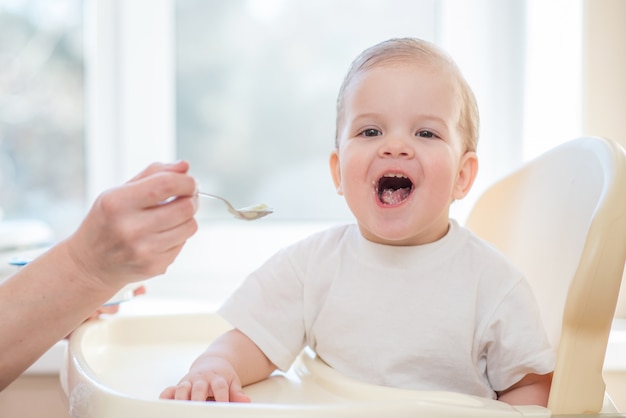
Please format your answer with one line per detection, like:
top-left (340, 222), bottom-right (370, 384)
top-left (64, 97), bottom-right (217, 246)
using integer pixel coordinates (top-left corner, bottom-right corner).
top-left (379, 136), bottom-right (414, 158)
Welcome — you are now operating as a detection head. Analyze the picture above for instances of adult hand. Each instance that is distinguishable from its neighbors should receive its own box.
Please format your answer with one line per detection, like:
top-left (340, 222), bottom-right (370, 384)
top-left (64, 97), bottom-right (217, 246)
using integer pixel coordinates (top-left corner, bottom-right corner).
top-left (66, 161), bottom-right (199, 292)
top-left (0, 161), bottom-right (199, 390)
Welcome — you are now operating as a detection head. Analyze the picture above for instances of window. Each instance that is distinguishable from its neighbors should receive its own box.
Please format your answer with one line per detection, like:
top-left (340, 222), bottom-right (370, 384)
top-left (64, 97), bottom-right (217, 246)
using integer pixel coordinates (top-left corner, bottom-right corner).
top-left (175, 0), bottom-right (437, 221)
top-left (0, 1), bottom-right (84, 237)
top-left (85, 0), bottom-right (584, 228)
top-left (1, 1), bottom-right (584, 301)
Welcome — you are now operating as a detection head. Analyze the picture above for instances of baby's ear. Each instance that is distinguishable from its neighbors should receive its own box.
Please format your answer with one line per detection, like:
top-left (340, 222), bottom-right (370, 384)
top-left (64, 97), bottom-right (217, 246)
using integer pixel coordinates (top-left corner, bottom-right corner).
top-left (329, 150), bottom-right (344, 195)
top-left (452, 151), bottom-right (478, 200)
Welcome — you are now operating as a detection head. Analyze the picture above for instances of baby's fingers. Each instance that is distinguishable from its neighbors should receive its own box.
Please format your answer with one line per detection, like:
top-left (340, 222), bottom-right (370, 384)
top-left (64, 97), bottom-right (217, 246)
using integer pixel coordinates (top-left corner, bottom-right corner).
top-left (160, 379), bottom-right (227, 402)
top-left (172, 381), bottom-right (193, 401)
top-left (229, 385), bottom-right (251, 403)
top-left (190, 380), bottom-right (210, 402)
top-left (170, 380), bottom-right (212, 401)
top-left (159, 376), bottom-right (249, 403)
top-left (208, 375), bottom-right (231, 402)
top-left (159, 385), bottom-right (177, 400)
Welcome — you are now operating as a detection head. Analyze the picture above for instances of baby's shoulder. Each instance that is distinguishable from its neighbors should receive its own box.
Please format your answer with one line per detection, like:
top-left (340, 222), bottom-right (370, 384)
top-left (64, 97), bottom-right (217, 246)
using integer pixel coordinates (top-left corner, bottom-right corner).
top-left (456, 225), bottom-right (525, 283)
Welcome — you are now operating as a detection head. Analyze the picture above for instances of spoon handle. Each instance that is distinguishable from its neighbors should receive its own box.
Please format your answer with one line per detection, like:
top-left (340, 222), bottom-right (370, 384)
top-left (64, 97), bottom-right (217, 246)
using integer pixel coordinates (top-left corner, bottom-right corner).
top-left (197, 192), bottom-right (238, 213)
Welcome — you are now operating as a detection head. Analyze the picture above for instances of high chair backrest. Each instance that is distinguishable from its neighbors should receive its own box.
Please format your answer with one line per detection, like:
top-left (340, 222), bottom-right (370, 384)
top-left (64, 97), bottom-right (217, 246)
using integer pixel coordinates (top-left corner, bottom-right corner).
top-left (465, 137), bottom-right (626, 415)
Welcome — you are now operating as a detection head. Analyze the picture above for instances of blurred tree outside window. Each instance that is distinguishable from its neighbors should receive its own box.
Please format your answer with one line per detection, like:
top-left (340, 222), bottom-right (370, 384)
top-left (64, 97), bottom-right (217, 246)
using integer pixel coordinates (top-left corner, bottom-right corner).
top-left (0, 1), bottom-right (84, 237)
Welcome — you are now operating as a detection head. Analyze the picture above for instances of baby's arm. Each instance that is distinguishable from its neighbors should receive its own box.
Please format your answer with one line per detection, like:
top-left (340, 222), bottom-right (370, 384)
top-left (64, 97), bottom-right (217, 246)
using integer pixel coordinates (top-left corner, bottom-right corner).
top-left (496, 372), bottom-right (553, 407)
top-left (160, 328), bottom-right (276, 402)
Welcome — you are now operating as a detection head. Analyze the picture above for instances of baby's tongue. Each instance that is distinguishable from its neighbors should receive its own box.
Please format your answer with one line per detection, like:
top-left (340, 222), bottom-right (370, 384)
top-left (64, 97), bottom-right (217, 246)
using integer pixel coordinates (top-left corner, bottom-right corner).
top-left (380, 188), bottom-right (410, 205)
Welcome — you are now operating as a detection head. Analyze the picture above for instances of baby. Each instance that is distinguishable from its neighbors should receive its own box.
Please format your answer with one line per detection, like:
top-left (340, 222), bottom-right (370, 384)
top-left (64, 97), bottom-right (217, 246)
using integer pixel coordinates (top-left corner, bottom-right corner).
top-left (160, 38), bottom-right (555, 406)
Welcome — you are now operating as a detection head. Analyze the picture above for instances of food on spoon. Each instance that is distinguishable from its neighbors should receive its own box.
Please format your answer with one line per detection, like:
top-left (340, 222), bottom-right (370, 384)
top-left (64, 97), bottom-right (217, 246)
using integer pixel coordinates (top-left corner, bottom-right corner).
top-left (244, 203), bottom-right (270, 212)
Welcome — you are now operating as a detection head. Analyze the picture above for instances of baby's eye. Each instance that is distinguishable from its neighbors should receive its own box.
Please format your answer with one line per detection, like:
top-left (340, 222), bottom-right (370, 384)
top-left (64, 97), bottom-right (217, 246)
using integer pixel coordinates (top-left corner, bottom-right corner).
top-left (416, 130), bottom-right (438, 139)
top-left (360, 128), bottom-right (382, 137)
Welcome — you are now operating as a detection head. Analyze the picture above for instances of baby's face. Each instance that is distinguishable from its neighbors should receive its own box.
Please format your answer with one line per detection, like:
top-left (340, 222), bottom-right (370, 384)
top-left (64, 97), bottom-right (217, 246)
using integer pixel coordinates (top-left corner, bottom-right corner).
top-left (330, 62), bottom-right (477, 246)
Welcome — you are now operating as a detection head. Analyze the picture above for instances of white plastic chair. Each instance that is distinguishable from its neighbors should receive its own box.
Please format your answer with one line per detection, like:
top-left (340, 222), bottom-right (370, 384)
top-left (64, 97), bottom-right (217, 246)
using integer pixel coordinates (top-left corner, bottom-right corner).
top-left (63, 137), bottom-right (626, 417)
top-left (466, 136), bottom-right (626, 414)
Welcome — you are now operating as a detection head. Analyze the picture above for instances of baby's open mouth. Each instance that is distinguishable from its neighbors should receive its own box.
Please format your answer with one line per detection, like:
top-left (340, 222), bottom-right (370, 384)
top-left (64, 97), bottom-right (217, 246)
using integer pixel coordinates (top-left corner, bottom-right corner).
top-left (377, 173), bottom-right (413, 206)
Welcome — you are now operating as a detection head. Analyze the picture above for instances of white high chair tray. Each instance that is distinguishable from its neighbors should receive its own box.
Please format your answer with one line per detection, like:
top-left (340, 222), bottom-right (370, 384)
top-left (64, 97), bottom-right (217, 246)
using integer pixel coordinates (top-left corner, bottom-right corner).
top-left (62, 313), bottom-right (551, 418)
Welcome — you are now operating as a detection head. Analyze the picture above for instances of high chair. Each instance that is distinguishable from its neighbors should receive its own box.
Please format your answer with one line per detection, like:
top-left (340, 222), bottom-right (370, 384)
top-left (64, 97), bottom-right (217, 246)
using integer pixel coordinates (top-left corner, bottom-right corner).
top-left (466, 136), bottom-right (626, 414)
top-left (62, 137), bottom-right (626, 417)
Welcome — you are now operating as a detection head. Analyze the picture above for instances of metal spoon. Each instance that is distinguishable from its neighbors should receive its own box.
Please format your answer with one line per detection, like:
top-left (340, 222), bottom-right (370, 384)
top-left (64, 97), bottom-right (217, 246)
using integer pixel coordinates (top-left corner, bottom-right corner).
top-left (198, 192), bottom-right (273, 221)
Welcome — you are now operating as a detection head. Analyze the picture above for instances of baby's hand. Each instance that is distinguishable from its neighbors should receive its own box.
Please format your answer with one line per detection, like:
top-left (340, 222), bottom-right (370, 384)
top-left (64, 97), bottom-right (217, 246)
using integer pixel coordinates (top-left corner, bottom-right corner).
top-left (159, 357), bottom-right (251, 402)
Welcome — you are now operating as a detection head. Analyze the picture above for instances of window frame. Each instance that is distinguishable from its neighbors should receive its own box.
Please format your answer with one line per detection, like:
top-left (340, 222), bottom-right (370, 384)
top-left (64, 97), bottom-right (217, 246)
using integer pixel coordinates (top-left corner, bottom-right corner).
top-left (84, 0), bottom-right (176, 203)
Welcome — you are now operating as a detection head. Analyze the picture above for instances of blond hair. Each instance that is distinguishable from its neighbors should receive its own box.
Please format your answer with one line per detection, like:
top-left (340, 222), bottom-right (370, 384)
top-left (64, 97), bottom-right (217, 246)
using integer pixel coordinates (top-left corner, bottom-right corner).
top-left (335, 38), bottom-right (479, 152)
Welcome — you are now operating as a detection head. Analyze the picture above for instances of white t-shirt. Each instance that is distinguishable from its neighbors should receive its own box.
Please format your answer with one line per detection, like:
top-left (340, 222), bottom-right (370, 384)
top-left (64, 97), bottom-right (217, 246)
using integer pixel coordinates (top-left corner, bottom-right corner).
top-left (219, 220), bottom-right (555, 399)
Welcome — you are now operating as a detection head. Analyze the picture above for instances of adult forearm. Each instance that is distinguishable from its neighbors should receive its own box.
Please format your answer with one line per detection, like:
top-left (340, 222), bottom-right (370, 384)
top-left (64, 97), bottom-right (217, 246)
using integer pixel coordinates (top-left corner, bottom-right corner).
top-left (0, 242), bottom-right (117, 390)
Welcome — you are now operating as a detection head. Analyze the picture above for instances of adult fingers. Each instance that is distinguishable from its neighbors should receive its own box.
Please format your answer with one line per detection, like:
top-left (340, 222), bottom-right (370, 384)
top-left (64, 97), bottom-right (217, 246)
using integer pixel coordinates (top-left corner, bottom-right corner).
top-left (144, 194), bottom-right (199, 235)
top-left (94, 304), bottom-right (120, 316)
top-left (124, 172), bottom-right (199, 209)
top-left (132, 285), bottom-right (147, 296)
top-left (128, 161), bottom-right (190, 183)
top-left (123, 216), bottom-right (197, 277)
top-left (80, 162), bottom-right (196, 248)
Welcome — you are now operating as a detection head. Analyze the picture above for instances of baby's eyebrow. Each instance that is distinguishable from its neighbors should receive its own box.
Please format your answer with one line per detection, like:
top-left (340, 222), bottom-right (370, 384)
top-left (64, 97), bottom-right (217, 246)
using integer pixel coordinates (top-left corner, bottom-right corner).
top-left (415, 114), bottom-right (448, 126)
top-left (350, 112), bottom-right (383, 122)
